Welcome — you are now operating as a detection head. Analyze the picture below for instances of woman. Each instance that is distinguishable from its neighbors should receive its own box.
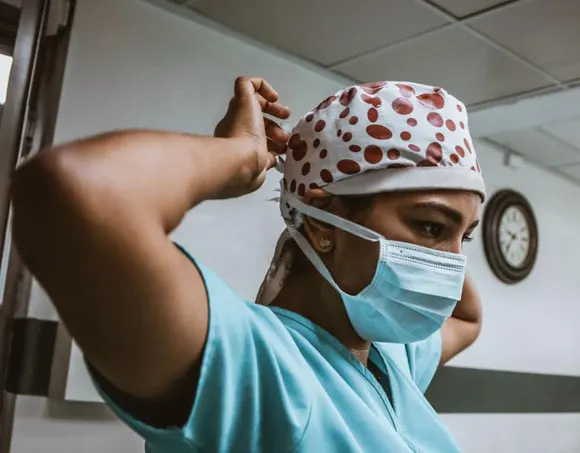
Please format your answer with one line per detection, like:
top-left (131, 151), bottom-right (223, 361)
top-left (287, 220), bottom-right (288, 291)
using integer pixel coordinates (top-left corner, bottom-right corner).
top-left (11, 77), bottom-right (483, 452)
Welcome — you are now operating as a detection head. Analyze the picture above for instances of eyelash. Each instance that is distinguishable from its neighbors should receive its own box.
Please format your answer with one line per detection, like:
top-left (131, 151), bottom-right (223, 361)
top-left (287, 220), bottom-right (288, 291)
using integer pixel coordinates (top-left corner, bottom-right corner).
top-left (416, 222), bottom-right (474, 243)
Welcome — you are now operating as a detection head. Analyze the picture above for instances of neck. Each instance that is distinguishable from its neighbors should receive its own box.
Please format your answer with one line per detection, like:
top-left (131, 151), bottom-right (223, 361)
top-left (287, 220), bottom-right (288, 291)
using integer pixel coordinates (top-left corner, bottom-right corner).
top-left (270, 267), bottom-right (372, 366)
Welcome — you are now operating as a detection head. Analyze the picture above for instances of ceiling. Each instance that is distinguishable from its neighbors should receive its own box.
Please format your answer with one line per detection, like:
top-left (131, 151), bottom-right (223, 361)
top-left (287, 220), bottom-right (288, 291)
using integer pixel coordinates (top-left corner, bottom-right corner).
top-left (167, 0), bottom-right (580, 110)
top-left (154, 0), bottom-right (580, 184)
top-left (486, 116), bottom-right (580, 183)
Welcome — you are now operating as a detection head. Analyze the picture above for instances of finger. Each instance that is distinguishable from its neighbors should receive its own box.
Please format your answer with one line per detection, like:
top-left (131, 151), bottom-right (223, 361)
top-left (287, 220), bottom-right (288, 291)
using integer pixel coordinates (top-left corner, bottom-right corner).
top-left (266, 137), bottom-right (284, 154)
top-left (264, 118), bottom-right (290, 146)
top-left (263, 101), bottom-right (291, 120)
top-left (249, 91), bottom-right (290, 120)
top-left (265, 151), bottom-right (278, 170)
top-left (234, 76), bottom-right (278, 103)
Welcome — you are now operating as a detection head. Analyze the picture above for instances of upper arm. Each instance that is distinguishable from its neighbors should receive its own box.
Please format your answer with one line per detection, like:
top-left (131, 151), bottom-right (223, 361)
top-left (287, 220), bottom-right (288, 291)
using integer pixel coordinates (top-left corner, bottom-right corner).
top-left (11, 155), bottom-right (209, 400)
top-left (406, 331), bottom-right (442, 393)
top-left (89, 256), bottom-right (312, 452)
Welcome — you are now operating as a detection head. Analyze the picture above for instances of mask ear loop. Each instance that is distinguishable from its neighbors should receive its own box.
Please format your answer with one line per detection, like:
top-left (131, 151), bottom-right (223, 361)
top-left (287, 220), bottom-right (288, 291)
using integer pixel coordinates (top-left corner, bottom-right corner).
top-left (284, 221), bottom-right (344, 294)
top-left (269, 122), bottom-right (291, 175)
top-left (283, 191), bottom-right (381, 243)
top-left (274, 154), bottom-right (286, 174)
top-left (281, 191), bottom-right (382, 297)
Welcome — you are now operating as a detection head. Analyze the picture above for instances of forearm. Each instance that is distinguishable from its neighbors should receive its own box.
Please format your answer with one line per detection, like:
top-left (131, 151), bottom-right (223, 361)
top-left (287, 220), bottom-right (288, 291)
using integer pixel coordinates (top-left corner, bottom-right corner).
top-left (13, 130), bottom-right (252, 232)
top-left (440, 274), bottom-right (482, 365)
top-left (452, 274), bottom-right (482, 326)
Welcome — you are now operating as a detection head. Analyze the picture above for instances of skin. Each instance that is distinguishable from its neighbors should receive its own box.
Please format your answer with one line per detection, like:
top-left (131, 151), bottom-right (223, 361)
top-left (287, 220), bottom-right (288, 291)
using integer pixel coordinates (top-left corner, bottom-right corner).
top-left (10, 77), bottom-right (481, 428)
top-left (272, 190), bottom-right (482, 366)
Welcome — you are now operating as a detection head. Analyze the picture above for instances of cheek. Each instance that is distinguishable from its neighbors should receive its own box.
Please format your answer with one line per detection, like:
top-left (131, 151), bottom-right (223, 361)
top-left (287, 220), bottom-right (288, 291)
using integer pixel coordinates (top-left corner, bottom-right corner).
top-left (332, 231), bottom-right (379, 295)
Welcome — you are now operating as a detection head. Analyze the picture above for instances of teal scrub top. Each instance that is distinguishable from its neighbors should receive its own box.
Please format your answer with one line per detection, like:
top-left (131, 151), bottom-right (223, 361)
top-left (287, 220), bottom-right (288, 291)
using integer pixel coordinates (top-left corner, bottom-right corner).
top-left (91, 249), bottom-right (461, 453)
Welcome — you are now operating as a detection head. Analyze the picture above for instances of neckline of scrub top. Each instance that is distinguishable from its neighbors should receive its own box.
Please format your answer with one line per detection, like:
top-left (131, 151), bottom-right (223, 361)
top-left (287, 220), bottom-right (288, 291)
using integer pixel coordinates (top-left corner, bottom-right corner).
top-left (268, 306), bottom-right (400, 429)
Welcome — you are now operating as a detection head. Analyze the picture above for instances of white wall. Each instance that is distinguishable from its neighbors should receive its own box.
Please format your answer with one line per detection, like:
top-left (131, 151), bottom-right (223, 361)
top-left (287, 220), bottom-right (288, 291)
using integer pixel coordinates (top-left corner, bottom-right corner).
top-left (10, 0), bottom-right (580, 452)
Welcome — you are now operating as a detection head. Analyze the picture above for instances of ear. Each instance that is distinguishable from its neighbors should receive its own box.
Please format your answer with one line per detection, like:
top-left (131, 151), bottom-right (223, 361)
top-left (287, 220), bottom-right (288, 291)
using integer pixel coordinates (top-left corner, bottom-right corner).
top-left (301, 189), bottom-right (342, 254)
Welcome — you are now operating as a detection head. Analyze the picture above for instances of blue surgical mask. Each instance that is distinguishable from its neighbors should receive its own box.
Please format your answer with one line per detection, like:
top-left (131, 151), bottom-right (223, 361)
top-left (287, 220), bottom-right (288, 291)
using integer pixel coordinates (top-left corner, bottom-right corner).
top-left (282, 193), bottom-right (467, 344)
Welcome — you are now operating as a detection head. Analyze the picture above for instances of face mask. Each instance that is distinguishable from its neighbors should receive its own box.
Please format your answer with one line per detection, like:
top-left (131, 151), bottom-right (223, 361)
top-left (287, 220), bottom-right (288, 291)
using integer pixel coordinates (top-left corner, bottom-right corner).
top-left (282, 192), bottom-right (467, 344)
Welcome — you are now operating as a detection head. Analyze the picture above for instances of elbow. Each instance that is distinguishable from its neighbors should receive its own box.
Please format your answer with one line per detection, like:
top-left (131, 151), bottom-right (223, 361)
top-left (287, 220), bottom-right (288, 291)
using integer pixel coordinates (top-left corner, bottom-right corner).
top-left (11, 149), bottom-right (83, 258)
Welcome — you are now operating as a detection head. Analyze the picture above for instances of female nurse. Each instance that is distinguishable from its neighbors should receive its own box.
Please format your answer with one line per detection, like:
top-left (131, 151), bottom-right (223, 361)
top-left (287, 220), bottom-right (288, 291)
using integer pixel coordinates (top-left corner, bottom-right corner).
top-left (12, 77), bottom-right (484, 452)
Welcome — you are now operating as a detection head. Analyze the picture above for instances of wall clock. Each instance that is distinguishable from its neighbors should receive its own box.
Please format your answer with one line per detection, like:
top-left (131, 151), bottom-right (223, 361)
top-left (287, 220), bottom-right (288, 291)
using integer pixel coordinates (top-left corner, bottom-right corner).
top-left (482, 189), bottom-right (538, 284)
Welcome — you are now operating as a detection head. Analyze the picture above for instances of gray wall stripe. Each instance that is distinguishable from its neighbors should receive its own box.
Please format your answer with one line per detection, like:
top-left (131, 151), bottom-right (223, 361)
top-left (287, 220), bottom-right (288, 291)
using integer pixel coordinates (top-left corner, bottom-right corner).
top-left (426, 366), bottom-right (580, 413)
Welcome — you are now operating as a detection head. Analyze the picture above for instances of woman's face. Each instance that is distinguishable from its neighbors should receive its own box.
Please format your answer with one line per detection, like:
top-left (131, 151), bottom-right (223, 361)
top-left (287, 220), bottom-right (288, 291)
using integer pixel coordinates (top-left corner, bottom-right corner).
top-left (304, 190), bottom-right (481, 295)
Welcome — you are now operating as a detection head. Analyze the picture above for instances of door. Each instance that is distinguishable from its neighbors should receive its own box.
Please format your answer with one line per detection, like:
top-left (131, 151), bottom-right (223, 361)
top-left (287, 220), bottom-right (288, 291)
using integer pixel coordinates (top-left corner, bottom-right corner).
top-left (0, 0), bottom-right (51, 451)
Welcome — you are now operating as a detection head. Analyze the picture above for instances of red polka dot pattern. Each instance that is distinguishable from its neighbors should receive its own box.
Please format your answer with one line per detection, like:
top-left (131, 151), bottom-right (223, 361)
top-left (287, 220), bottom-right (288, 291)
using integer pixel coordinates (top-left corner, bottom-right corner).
top-left (282, 80), bottom-right (482, 200)
top-left (320, 169), bottom-right (333, 183)
top-left (337, 160), bottom-right (361, 174)
top-left (464, 138), bottom-right (472, 154)
top-left (427, 112), bottom-right (443, 127)
top-left (362, 94), bottom-right (382, 108)
top-left (314, 120), bottom-right (326, 132)
top-left (418, 159), bottom-right (437, 167)
top-left (367, 125), bottom-right (393, 140)
top-left (364, 145), bottom-right (383, 164)
top-left (392, 98), bottom-right (414, 115)
top-left (289, 136), bottom-right (308, 161)
top-left (426, 142), bottom-right (443, 163)
top-left (418, 93), bottom-right (445, 110)
top-left (316, 96), bottom-right (337, 111)
top-left (387, 148), bottom-right (400, 160)
top-left (396, 83), bottom-right (416, 98)
top-left (361, 81), bottom-right (387, 94)
top-left (340, 88), bottom-right (357, 106)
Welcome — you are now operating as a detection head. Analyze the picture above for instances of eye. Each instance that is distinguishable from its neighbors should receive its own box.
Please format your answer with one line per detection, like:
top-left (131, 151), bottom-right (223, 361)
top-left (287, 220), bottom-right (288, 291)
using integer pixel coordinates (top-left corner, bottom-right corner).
top-left (417, 222), bottom-right (444, 239)
top-left (463, 235), bottom-right (474, 243)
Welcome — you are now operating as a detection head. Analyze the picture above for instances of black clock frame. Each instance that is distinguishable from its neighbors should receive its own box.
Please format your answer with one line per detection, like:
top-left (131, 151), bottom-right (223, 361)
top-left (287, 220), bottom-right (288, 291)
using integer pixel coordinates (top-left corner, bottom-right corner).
top-left (482, 189), bottom-right (538, 284)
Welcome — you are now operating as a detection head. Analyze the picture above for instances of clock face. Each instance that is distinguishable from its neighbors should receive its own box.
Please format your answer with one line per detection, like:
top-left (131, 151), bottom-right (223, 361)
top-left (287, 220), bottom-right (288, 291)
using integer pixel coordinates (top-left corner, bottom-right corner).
top-left (498, 205), bottom-right (531, 269)
top-left (483, 190), bottom-right (538, 284)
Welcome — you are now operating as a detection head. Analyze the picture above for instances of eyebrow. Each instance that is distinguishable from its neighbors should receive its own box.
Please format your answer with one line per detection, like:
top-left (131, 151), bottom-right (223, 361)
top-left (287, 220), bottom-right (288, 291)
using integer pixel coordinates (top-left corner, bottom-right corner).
top-left (412, 202), bottom-right (480, 228)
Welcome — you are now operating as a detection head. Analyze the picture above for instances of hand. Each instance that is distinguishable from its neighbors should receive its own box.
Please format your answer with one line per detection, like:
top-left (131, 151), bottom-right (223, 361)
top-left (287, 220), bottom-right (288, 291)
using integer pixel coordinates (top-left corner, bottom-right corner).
top-left (213, 77), bottom-right (291, 198)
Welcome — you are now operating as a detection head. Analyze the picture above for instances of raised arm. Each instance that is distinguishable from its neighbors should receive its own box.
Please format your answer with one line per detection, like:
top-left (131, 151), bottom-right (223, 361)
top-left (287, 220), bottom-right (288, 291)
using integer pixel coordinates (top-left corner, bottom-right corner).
top-left (440, 273), bottom-right (482, 365)
top-left (10, 78), bottom-right (289, 413)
